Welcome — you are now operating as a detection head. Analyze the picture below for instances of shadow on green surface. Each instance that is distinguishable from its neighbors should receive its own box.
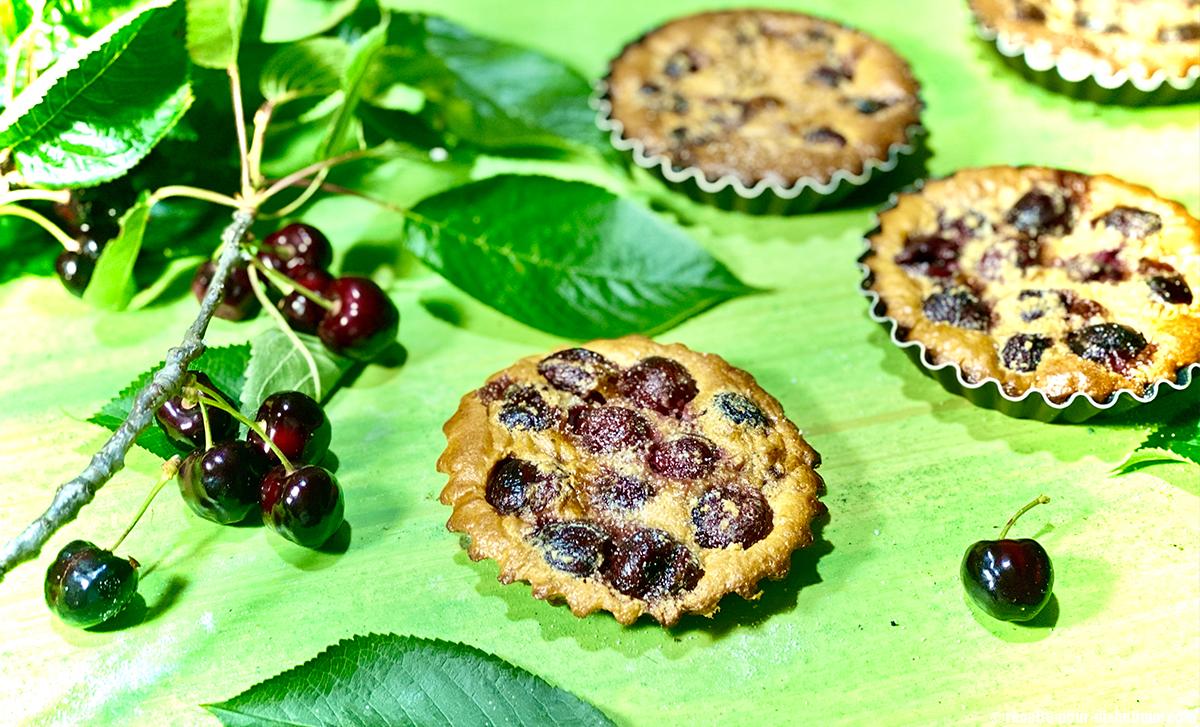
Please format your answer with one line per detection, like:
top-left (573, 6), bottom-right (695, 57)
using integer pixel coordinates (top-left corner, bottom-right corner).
top-left (966, 592), bottom-right (1058, 643)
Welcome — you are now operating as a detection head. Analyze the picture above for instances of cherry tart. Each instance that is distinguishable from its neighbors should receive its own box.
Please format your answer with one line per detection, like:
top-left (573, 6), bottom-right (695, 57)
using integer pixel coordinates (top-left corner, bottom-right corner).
top-left (437, 336), bottom-right (824, 626)
top-left (862, 166), bottom-right (1200, 405)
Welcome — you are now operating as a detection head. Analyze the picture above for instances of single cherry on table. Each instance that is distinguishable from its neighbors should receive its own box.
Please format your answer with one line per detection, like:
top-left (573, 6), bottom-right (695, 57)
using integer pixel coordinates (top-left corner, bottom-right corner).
top-left (961, 495), bottom-right (1054, 622)
top-left (44, 540), bottom-right (139, 629)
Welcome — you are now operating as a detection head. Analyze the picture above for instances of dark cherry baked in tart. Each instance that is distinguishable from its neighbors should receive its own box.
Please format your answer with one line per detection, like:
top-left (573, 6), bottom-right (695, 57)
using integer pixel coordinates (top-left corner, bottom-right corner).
top-left (970, 0), bottom-right (1200, 80)
top-left (438, 336), bottom-right (824, 626)
top-left (863, 166), bottom-right (1200, 403)
top-left (604, 9), bottom-right (921, 186)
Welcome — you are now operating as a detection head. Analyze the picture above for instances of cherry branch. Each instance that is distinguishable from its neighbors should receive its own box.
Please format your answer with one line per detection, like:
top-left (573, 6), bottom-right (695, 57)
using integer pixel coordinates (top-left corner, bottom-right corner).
top-left (0, 208), bottom-right (256, 582)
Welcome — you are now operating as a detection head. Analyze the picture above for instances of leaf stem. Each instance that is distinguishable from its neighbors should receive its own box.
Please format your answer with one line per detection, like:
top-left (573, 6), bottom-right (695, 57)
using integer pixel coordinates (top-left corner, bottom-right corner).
top-left (248, 255), bottom-right (335, 311)
top-left (256, 148), bottom-right (385, 205)
top-left (247, 264), bottom-right (324, 401)
top-left (0, 209), bottom-right (256, 582)
top-left (998, 495), bottom-right (1051, 540)
top-left (110, 456), bottom-right (181, 553)
top-left (260, 168), bottom-right (328, 220)
top-left (228, 64), bottom-right (252, 199)
top-left (248, 99), bottom-right (281, 189)
top-left (151, 186), bottom-right (241, 209)
top-left (190, 383), bottom-right (295, 474)
top-left (0, 204), bottom-right (78, 250)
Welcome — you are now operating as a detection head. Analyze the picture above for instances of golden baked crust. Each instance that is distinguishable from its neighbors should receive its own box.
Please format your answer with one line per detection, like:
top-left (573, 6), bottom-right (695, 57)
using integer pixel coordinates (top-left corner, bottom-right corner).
top-left (605, 9), bottom-right (921, 186)
top-left (970, 0), bottom-right (1200, 79)
top-left (437, 336), bottom-right (824, 626)
top-left (864, 166), bottom-right (1200, 403)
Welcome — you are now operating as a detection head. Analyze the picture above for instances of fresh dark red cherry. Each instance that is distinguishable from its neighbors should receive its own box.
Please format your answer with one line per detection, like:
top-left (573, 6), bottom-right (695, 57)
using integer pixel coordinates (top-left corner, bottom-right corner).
top-left (277, 265), bottom-right (334, 334)
top-left (178, 441), bottom-right (269, 524)
top-left (258, 223), bottom-right (333, 273)
top-left (532, 520), bottom-right (610, 576)
top-left (247, 391), bottom-right (331, 466)
top-left (317, 277), bottom-right (399, 360)
top-left (617, 357), bottom-right (698, 416)
top-left (961, 495), bottom-right (1054, 622)
top-left (264, 465), bottom-right (345, 548)
top-left (55, 238), bottom-right (105, 297)
top-left (52, 182), bottom-right (133, 241)
top-left (192, 260), bottom-right (260, 321)
top-left (602, 528), bottom-right (703, 600)
top-left (44, 540), bottom-right (139, 629)
top-left (155, 372), bottom-right (238, 452)
top-left (260, 465), bottom-right (287, 514)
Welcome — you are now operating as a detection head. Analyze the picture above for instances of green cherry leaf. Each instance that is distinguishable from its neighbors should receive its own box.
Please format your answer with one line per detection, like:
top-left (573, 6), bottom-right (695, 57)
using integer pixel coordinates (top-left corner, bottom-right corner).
top-left (1117, 411), bottom-right (1200, 474)
top-left (82, 191), bottom-right (151, 310)
top-left (377, 13), bottom-right (602, 151)
top-left (259, 37), bottom-right (348, 103)
top-left (185, 0), bottom-right (248, 70)
top-left (0, 0), bottom-right (192, 188)
top-left (260, 0), bottom-right (358, 43)
top-left (317, 15), bottom-right (387, 160)
top-left (88, 344), bottom-right (252, 461)
top-left (239, 329), bottom-right (355, 414)
top-left (404, 175), bottom-right (758, 339)
top-left (203, 634), bottom-right (614, 727)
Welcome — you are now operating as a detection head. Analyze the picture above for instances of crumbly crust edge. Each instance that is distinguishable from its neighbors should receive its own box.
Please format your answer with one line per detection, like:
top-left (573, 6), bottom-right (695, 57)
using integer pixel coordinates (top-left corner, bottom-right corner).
top-left (436, 337), bottom-right (825, 626)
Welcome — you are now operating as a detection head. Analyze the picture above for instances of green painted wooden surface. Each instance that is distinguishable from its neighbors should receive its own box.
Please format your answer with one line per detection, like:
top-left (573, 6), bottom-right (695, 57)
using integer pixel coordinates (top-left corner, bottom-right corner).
top-left (1, 1), bottom-right (1198, 725)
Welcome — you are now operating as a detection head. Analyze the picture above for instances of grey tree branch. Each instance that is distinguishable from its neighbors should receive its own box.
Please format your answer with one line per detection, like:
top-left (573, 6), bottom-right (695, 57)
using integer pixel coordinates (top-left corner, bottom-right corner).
top-left (0, 209), bottom-right (255, 582)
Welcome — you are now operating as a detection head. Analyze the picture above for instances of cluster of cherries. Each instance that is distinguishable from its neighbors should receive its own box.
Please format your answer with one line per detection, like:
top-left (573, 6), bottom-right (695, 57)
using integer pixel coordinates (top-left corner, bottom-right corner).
top-left (45, 376), bottom-right (345, 628)
top-left (193, 222), bottom-right (399, 361)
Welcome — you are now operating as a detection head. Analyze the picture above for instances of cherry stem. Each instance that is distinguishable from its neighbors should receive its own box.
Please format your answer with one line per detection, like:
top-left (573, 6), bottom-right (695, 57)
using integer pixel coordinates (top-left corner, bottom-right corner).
top-left (998, 495), bottom-right (1051, 540)
top-left (247, 265), bottom-right (324, 401)
top-left (247, 255), bottom-right (335, 311)
top-left (0, 204), bottom-right (78, 251)
top-left (188, 384), bottom-right (295, 474)
top-left (110, 456), bottom-right (181, 553)
top-left (199, 399), bottom-right (213, 451)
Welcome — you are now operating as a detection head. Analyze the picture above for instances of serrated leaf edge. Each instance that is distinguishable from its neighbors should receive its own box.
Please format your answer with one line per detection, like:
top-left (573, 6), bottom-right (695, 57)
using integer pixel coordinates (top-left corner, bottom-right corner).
top-left (0, 0), bottom-right (173, 136)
